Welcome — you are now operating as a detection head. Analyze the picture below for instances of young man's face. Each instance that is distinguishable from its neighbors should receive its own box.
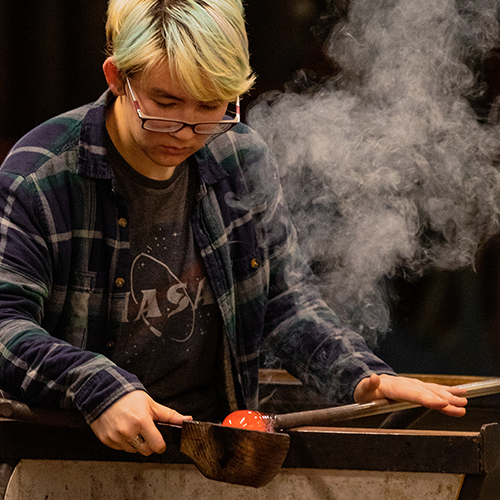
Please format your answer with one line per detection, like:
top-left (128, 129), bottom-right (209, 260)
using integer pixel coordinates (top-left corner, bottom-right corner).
top-left (113, 63), bottom-right (229, 179)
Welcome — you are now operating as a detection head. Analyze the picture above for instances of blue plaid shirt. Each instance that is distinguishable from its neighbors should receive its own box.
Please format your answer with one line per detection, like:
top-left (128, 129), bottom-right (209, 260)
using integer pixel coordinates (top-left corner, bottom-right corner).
top-left (0, 91), bottom-right (395, 423)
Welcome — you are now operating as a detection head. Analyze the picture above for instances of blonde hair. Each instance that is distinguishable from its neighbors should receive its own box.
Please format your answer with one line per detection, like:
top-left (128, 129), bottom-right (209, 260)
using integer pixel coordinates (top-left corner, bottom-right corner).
top-left (106, 0), bottom-right (255, 101)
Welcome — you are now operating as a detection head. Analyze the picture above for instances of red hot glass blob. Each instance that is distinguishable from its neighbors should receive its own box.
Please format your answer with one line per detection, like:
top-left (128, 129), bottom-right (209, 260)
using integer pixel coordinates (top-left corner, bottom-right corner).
top-left (222, 410), bottom-right (270, 432)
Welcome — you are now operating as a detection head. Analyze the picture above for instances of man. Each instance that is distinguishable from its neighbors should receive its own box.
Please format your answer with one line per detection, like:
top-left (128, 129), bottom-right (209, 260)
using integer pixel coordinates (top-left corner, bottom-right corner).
top-left (0, 0), bottom-right (466, 457)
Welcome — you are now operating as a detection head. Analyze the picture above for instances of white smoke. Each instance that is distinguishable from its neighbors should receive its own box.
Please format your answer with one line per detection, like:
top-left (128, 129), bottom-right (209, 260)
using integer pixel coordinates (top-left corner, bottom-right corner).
top-left (247, 0), bottom-right (500, 342)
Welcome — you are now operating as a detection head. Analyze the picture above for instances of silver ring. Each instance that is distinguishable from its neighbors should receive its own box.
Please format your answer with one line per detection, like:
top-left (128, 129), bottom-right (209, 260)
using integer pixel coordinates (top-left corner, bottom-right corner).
top-left (129, 434), bottom-right (145, 449)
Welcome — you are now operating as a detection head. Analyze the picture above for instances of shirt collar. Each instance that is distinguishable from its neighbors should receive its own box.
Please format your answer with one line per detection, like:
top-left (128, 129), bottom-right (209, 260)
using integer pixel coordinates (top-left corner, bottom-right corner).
top-left (77, 90), bottom-right (115, 180)
top-left (193, 143), bottom-right (229, 185)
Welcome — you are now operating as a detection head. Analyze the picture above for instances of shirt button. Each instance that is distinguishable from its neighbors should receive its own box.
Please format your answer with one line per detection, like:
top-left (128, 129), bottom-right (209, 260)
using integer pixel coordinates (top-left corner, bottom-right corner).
top-left (106, 341), bottom-right (115, 349)
top-left (251, 259), bottom-right (259, 269)
top-left (118, 218), bottom-right (128, 228)
top-left (115, 278), bottom-right (125, 288)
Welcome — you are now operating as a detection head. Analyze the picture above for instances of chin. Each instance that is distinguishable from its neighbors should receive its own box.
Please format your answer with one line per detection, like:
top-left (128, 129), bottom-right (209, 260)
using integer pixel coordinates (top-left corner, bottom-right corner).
top-left (158, 157), bottom-right (189, 169)
top-left (146, 151), bottom-right (187, 169)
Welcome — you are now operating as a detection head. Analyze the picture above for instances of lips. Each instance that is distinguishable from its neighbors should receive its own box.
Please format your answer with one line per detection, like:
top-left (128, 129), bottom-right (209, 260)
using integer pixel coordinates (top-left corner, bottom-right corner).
top-left (158, 145), bottom-right (192, 156)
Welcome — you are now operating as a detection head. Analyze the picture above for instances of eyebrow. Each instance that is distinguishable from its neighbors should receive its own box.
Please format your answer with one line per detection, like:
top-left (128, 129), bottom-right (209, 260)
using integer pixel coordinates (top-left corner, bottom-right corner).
top-left (148, 87), bottom-right (185, 102)
top-left (148, 87), bottom-right (222, 106)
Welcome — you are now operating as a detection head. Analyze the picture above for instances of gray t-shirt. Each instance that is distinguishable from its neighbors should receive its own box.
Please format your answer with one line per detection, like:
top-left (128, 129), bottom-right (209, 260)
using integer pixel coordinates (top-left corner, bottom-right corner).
top-left (107, 142), bottom-right (224, 421)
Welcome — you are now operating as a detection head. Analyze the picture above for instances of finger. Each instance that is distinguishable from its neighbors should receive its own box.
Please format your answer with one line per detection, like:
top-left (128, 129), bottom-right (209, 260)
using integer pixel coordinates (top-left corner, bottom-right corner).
top-left (433, 389), bottom-right (468, 407)
top-left (438, 405), bottom-right (467, 417)
top-left (98, 433), bottom-right (141, 453)
top-left (401, 387), bottom-right (467, 412)
top-left (449, 386), bottom-right (468, 397)
top-left (123, 440), bottom-right (142, 454)
top-left (122, 436), bottom-right (155, 456)
top-left (399, 388), bottom-right (450, 409)
top-left (145, 405), bottom-right (193, 454)
top-left (129, 434), bottom-right (146, 449)
top-left (137, 443), bottom-right (155, 456)
top-left (134, 440), bottom-right (155, 457)
top-left (152, 402), bottom-right (192, 425)
top-left (139, 404), bottom-right (193, 454)
top-left (139, 422), bottom-right (167, 454)
top-left (91, 424), bottom-right (157, 455)
top-left (417, 383), bottom-right (468, 407)
top-left (423, 382), bottom-right (468, 397)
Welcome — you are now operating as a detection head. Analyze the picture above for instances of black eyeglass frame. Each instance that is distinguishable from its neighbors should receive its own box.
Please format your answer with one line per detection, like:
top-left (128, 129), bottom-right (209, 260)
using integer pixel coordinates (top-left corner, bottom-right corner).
top-left (125, 77), bottom-right (240, 135)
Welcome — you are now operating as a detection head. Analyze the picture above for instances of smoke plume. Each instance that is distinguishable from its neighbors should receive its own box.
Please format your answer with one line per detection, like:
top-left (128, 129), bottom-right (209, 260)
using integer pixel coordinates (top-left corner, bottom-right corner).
top-left (247, 0), bottom-right (500, 342)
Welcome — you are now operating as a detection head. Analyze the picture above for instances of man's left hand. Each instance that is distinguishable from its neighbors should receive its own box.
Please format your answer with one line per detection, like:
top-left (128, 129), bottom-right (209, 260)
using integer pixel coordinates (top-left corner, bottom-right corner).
top-left (353, 373), bottom-right (468, 417)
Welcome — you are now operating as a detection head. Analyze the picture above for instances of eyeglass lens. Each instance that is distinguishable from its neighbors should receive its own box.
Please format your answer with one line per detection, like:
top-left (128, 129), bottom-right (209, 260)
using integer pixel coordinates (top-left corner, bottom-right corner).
top-left (142, 120), bottom-right (234, 134)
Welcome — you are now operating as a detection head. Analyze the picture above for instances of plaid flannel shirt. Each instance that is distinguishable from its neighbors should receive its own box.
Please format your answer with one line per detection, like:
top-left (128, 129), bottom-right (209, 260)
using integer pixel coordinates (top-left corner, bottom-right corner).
top-left (0, 91), bottom-right (395, 423)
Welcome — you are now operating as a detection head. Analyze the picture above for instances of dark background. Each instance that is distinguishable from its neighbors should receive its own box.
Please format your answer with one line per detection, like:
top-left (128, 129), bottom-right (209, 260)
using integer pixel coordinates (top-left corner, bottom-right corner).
top-left (1, 0), bottom-right (500, 377)
top-left (0, 0), bottom-right (334, 147)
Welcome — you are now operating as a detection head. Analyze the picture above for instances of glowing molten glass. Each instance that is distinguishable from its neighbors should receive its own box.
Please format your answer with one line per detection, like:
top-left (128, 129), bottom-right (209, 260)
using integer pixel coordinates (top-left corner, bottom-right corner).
top-left (222, 410), bottom-right (271, 432)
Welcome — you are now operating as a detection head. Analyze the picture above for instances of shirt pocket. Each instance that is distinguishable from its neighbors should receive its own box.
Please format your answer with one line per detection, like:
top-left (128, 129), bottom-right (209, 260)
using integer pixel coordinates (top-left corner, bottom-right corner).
top-left (54, 270), bottom-right (102, 350)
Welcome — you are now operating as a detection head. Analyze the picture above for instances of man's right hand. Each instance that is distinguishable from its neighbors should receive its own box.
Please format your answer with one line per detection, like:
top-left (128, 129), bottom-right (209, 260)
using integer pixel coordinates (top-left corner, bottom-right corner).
top-left (90, 390), bottom-right (192, 456)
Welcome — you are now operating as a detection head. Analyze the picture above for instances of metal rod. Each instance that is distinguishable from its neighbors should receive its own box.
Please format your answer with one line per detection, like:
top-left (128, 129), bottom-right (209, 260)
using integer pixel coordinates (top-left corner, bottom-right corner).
top-left (274, 378), bottom-right (500, 430)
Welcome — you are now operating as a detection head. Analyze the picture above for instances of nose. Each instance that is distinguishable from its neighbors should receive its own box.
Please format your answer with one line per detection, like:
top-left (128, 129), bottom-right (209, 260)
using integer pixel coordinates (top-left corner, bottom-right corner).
top-left (170, 124), bottom-right (197, 141)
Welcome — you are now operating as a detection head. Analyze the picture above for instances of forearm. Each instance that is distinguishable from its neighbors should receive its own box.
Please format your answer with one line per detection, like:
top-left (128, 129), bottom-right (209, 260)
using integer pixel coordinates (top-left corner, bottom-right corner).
top-left (265, 296), bottom-right (396, 404)
top-left (264, 226), bottom-right (396, 404)
top-left (0, 318), bottom-right (145, 423)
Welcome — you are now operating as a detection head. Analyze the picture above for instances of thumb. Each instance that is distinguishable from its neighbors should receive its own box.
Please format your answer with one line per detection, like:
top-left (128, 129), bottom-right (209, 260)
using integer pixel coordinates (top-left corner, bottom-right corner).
top-left (364, 373), bottom-right (382, 392)
top-left (354, 373), bottom-right (382, 403)
top-left (151, 402), bottom-right (192, 425)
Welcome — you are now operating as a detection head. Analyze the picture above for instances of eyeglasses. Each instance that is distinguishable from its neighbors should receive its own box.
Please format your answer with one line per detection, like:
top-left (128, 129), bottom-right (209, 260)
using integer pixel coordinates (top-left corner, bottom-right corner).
top-left (125, 78), bottom-right (240, 135)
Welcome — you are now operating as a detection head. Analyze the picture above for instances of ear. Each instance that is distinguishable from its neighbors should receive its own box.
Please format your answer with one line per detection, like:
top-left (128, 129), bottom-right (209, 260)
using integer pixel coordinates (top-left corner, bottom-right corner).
top-left (103, 57), bottom-right (126, 96)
